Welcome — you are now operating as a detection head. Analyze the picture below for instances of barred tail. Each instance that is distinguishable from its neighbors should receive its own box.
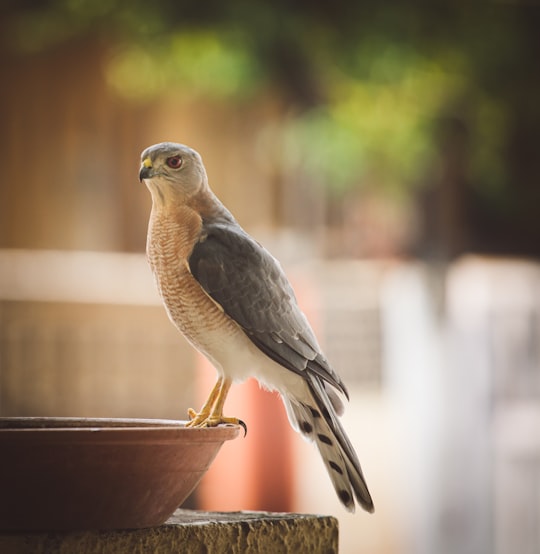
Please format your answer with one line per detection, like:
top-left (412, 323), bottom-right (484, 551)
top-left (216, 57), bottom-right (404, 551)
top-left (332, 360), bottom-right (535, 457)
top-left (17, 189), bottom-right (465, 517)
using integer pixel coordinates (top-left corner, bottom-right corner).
top-left (283, 376), bottom-right (374, 513)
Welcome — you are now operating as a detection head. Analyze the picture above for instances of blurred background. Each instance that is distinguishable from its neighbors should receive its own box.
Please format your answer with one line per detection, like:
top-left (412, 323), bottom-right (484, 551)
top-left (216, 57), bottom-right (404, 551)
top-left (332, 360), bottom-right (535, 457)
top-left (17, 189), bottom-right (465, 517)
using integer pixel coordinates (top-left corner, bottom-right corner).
top-left (1, 1), bottom-right (539, 552)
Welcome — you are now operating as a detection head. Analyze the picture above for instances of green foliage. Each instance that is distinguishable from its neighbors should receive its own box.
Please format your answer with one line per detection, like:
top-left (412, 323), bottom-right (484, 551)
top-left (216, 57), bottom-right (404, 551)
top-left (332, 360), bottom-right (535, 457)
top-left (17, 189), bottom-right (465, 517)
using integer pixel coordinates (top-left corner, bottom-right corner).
top-left (106, 31), bottom-right (259, 101)
top-left (283, 47), bottom-right (471, 195)
top-left (4, 1), bottom-right (537, 203)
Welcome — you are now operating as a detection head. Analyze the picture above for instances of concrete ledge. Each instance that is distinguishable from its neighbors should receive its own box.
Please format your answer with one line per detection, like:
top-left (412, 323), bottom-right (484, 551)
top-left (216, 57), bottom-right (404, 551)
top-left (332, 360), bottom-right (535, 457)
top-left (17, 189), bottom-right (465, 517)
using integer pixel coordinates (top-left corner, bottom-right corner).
top-left (0, 509), bottom-right (338, 554)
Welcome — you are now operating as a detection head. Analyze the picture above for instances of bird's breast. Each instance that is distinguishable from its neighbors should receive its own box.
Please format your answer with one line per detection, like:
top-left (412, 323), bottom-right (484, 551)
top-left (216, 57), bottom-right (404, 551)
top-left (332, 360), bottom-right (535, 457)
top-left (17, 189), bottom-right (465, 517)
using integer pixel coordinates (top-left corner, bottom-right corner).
top-left (146, 207), bottom-right (240, 363)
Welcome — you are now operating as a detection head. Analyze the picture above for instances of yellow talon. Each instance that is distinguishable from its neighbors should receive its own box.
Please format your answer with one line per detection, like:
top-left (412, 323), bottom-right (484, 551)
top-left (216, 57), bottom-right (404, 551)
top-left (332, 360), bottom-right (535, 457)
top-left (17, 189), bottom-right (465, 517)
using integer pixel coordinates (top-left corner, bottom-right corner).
top-left (185, 377), bottom-right (247, 435)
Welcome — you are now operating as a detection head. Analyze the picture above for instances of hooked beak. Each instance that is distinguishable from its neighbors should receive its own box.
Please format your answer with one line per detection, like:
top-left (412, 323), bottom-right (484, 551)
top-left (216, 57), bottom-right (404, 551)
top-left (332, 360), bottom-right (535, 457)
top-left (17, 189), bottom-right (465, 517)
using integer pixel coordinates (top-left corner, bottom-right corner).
top-left (139, 157), bottom-right (153, 182)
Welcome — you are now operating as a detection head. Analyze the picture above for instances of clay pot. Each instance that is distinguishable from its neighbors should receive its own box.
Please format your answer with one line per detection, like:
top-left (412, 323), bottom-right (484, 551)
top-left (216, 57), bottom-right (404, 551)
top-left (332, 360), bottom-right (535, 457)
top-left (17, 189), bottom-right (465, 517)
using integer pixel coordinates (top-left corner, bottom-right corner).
top-left (0, 417), bottom-right (240, 531)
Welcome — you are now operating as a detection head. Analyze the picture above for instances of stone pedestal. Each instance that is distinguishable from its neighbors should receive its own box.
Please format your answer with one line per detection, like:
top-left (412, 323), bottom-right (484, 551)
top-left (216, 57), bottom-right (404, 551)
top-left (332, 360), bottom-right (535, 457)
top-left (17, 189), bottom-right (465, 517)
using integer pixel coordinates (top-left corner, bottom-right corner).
top-left (0, 509), bottom-right (338, 553)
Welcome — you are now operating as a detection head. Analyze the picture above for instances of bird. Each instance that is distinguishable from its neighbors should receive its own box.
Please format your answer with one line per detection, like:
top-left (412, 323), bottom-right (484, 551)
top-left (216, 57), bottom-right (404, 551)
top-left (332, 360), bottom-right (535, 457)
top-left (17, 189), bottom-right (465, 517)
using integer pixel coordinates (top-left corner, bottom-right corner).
top-left (139, 142), bottom-right (374, 513)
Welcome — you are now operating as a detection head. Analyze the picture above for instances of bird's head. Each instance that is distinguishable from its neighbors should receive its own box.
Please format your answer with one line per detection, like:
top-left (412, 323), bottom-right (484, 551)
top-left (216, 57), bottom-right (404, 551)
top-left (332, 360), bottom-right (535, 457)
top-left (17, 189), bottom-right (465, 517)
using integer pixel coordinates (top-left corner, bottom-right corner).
top-left (139, 142), bottom-right (208, 204)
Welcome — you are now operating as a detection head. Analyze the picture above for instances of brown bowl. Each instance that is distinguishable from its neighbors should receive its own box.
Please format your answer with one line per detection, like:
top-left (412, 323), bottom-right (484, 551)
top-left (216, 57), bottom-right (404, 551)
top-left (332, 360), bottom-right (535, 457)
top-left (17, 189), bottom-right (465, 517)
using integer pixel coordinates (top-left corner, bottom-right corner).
top-left (0, 417), bottom-right (240, 531)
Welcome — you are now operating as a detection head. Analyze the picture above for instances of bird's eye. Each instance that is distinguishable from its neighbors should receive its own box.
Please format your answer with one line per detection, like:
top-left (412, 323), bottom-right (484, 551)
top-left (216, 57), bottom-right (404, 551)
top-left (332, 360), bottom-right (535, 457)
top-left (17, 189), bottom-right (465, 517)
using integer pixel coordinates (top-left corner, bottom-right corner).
top-left (166, 155), bottom-right (182, 169)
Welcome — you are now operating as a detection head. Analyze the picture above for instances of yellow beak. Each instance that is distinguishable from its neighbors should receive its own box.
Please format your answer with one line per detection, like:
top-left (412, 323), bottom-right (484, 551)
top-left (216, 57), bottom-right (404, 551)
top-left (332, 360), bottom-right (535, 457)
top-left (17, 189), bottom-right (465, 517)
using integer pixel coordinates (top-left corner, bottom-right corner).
top-left (139, 158), bottom-right (153, 181)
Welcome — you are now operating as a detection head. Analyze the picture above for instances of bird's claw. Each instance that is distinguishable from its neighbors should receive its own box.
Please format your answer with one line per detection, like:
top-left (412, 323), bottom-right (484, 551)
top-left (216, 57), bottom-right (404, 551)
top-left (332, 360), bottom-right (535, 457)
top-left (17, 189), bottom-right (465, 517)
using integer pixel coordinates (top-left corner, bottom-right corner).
top-left (237, 419), bottom-right (248, 437)
top-left (186, 409), bottom-right (247, 437)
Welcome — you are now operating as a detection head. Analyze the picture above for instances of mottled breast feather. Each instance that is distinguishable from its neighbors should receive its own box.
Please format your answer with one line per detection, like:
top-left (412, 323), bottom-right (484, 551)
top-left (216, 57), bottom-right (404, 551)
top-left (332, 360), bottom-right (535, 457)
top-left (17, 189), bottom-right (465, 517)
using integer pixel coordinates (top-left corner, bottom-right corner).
top-left (146, 206), bottom-right (240, 357)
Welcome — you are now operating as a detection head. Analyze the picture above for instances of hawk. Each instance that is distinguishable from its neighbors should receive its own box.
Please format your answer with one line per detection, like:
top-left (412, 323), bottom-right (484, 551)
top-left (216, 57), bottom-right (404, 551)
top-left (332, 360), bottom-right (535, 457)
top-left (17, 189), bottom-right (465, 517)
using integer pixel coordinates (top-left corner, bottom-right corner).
top-left (139, 142), bottom-right (374, 513)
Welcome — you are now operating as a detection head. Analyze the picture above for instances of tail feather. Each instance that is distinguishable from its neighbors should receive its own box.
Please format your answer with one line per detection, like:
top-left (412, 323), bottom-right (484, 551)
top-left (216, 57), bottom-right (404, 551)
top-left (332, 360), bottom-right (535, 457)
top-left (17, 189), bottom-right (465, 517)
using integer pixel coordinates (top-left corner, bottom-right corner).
top-left (284, 376), bottom-right (374, 513)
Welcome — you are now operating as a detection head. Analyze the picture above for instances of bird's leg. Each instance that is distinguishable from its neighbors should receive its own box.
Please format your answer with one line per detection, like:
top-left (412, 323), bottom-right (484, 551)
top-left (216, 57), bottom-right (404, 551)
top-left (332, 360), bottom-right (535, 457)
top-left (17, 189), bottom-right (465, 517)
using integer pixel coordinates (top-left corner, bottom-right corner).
top-left (205, 377), bottom-right (233, 425)
top-left (186, 377), bottom-right (247, 434)
top-left (186, 377), bottom-right (223, 427)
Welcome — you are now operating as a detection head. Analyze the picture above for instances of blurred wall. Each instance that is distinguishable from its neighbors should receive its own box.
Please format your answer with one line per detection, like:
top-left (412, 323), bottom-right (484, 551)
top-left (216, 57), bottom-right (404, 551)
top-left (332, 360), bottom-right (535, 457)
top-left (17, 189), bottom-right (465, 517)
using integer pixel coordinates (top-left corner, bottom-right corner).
top-left (0, 39), bottom-right (148, 251)
top-left (0, 250), bottom-right (197, 419)
top-left (0, 36), bottom-right (322, 254)
top-left (382, 257), bottom-right (540, 554)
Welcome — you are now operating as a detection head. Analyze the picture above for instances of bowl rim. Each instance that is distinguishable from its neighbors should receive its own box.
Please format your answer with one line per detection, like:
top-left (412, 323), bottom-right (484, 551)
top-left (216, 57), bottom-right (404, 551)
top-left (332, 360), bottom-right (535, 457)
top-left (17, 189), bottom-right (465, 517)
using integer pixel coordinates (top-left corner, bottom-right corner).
top-left (0, 417), bottom-right (241, 438)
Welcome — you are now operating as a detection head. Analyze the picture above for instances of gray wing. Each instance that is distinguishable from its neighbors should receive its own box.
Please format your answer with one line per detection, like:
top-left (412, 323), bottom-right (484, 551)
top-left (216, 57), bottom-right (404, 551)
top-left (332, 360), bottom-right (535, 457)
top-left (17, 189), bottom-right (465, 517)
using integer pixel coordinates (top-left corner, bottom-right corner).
top-left (188, 221), bottom-right (348, 398)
